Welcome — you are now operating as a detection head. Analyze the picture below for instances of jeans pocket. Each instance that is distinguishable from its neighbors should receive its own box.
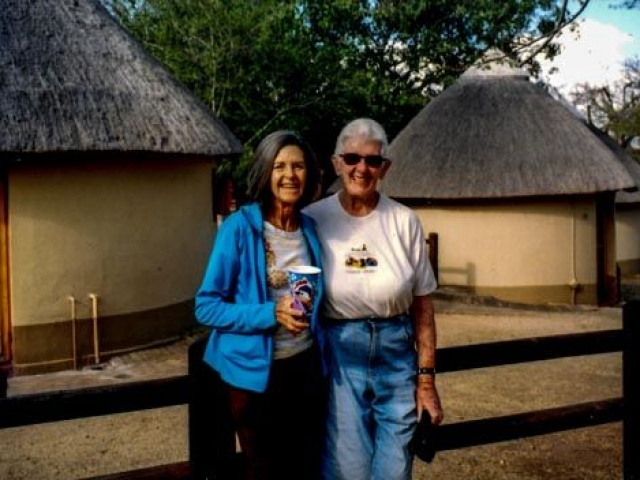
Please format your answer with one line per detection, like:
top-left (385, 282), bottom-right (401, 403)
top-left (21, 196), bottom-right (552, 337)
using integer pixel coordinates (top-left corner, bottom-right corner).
top-left (401, 316), bottom-right (415, 346)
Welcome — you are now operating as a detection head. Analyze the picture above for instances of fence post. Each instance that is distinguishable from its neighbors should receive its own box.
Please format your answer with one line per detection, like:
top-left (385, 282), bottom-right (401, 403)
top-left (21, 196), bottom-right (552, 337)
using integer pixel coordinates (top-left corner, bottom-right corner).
top-left (0, 364), bottom-right (8, 399)
top-left (624, 299), bottom-right (639, 480)
top-left (428, 232), bottom-right (438, 283)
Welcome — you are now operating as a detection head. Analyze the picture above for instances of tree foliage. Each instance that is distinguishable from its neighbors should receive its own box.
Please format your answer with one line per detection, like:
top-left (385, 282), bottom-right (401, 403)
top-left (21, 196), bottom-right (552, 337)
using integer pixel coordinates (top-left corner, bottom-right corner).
top-left (611, 0), bottom-right (640, 9)
top-left (106, 0), bottom-right (589, 189)
top-left (572, 57), bottom-right (640, 152)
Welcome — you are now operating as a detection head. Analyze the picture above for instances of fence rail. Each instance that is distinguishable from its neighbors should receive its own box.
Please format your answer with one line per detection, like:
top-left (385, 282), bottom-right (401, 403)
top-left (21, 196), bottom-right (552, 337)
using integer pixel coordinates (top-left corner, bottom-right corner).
top-left (0, 299), bottom-right (636, 479)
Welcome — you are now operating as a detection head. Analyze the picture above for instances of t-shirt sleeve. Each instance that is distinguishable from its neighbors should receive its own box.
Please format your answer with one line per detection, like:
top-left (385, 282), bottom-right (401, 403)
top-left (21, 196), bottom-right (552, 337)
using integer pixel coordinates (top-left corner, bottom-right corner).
top-left (409, 213), bottom-right (438, 296)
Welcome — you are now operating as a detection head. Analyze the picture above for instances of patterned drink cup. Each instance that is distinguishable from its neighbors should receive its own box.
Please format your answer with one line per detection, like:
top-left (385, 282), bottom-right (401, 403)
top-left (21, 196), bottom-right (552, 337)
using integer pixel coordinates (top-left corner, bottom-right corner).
top-left (286, 265), bottom-right (321, 318)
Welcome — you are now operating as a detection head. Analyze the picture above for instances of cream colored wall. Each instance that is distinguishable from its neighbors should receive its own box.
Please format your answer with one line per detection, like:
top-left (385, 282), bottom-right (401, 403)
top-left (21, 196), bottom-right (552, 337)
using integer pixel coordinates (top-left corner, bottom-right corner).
top-left (414, 198), bottom-right (597, 303)
top-left (616, 206), bottom-right (640, 274)
top-left (9, 159), bottom-right (216, 327)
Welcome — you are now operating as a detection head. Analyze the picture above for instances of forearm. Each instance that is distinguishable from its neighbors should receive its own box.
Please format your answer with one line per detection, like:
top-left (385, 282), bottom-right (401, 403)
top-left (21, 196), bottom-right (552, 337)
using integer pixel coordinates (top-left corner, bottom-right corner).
top-left (195, 292), bottom-right (276, 332)
top-left (411, 294), bottom-right (444, 424)
top-left (412, 295), bottom-right (437, 379)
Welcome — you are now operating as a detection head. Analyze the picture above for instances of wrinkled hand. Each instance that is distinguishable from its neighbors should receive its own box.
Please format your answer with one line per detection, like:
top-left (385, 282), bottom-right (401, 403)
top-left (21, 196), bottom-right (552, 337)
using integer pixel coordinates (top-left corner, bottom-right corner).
top-left (416, 379), bottom-right (444, 425)
top-left (275, 295), bottom-right (309, 335)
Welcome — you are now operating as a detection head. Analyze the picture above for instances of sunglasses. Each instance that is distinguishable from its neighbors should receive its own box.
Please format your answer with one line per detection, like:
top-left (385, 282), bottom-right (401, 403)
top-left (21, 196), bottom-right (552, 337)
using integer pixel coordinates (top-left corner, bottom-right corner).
top-left (339, 153), bottom-right (388, 168)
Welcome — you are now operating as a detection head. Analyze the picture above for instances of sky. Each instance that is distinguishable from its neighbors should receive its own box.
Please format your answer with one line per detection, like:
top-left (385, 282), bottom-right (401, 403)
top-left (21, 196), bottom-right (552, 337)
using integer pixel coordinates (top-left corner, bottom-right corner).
top-left (536, 0), bottom-right (640, 98)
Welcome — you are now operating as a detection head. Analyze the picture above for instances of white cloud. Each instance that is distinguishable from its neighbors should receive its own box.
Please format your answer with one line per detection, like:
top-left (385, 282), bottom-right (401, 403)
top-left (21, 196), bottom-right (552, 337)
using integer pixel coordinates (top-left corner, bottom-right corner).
top-left (537, 18), bottom-right (633, 97)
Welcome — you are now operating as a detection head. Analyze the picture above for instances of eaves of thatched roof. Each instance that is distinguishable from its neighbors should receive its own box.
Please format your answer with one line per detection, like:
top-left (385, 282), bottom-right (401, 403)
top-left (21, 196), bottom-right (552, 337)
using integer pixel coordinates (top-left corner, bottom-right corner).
top-left (550, 87), bottom-right (640, 205)
top-left (382, 53), bottom-right (636, 200)
top-left (0, 0), bottom-right (242, 158)
top-left (616, 158), bottom-right (640, 204)
top-left (592, 130), bottom-right (640, 205)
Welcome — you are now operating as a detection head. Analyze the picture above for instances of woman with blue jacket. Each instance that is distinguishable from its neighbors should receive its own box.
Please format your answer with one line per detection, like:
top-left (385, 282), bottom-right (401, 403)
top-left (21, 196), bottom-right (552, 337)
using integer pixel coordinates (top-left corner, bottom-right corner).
top-left (195, 130), bottom-right (325, 480)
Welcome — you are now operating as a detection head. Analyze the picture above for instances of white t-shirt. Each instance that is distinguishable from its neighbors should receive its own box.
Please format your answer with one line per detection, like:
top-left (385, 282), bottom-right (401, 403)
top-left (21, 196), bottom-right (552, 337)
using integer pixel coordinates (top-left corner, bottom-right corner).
top-left (304, 192), bottom-right (437, 319)
top-left (263, 222), bottom-right (313, 359)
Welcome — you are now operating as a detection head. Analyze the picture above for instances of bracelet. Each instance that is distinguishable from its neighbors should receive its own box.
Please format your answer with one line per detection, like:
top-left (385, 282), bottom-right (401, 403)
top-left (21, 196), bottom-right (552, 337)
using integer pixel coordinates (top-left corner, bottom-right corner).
top-left (417, 367), bottom-right (436, 376)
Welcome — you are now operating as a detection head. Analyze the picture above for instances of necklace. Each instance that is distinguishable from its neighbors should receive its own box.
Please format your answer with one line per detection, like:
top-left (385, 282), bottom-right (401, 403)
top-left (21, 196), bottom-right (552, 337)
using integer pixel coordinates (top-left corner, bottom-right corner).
top-left (266, 216), bottom-right (299, 232)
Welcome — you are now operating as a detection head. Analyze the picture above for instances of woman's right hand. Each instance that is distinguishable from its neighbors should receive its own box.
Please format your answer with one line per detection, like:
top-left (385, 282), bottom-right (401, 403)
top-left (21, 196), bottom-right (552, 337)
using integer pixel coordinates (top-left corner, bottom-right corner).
top-left (275, 295), bottom-right (309, 335)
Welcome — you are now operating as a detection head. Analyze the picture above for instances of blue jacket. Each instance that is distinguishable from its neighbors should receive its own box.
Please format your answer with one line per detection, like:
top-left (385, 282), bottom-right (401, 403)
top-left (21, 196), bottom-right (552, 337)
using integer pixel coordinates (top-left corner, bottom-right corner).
top-left (195, 203), bottom-right (324, 393)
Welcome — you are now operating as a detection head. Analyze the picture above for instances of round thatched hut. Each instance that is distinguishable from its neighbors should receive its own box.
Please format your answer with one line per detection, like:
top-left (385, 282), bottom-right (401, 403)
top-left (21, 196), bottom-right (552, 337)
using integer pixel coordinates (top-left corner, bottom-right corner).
top-left (552, 96), bottom-right (640, 282)
top-left (607, 138), bottom-right (640, 277)
top-left (381, 51), bottom-right (637, 306)
top-left (0, 0), bottom-right (242, 374)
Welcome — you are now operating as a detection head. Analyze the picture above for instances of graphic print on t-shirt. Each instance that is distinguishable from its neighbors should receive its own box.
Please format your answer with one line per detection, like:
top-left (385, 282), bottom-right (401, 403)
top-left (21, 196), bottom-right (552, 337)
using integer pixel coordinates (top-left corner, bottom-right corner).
top-left (344, 243), bottom-right (378, 272)
top-left (265, 238), bottom-right (289, 289)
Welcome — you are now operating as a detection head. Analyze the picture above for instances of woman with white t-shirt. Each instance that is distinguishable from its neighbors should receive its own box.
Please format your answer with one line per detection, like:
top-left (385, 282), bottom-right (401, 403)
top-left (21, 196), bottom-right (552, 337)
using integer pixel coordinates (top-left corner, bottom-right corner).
top-left (304, 118), bottom-right (444, 480)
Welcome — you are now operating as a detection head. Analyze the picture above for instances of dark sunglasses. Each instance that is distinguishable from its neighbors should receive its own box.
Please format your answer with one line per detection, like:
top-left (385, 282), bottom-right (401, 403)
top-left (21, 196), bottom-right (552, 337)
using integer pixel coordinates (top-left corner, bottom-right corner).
top-left (339, 153), bottom-right (388, 168)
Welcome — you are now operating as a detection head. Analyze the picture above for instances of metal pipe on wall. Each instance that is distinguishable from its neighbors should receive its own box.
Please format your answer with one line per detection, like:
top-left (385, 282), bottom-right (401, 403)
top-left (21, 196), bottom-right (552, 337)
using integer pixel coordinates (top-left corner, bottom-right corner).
top-left (67, 296), bottom-right (78, 370)
top-left (88, 293), bottom-right (100, 364)
top-left (569, 203), bottom-right (581, 305)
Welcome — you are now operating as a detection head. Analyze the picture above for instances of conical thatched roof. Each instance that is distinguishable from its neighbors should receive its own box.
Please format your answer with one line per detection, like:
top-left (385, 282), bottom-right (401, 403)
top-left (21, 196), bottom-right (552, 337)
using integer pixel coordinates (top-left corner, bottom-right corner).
top-left (0, 0), bottom-right (242, 157)
top-left (381, 51), bottom-right (636, 200)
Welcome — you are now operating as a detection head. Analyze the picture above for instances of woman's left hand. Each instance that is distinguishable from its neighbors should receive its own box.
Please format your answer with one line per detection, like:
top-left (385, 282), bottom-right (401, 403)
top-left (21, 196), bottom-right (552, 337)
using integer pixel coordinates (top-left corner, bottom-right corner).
top-left (275, 295), bottom-right (310, 335)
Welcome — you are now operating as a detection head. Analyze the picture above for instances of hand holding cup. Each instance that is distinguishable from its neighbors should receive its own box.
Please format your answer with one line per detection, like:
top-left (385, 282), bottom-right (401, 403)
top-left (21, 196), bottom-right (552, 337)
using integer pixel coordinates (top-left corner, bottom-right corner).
top-left (286, 265), bottom-right (321, 319)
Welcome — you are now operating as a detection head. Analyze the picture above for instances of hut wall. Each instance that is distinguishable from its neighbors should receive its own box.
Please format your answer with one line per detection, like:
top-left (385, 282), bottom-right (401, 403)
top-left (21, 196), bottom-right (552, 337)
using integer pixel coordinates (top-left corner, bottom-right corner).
top-left (413, 197), bottom-right (599, 305)
top-left (8, 158), bottom-right (216, 374)
top-left (616, 205), bottom-right (640, 275)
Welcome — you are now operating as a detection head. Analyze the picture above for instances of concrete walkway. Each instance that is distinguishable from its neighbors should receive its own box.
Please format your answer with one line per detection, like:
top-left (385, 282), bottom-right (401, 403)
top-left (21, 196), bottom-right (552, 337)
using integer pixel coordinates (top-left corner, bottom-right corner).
top-left (1, 292), bottom-right (625, 479)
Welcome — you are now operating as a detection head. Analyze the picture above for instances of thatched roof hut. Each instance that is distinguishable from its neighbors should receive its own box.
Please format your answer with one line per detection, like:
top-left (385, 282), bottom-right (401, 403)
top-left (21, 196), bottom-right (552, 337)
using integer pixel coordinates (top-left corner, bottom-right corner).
top-left (372, 51), bottom-right (639, 306)
top-left (382, 53), bottom-right (636, 200)
top-left (0, 0), bottom-right (242, 157)
top-left (594, 132), bottom-right (640, 205)
top-left (609, 138), bottom-right (640, 276)
top-left (0, 0), bottom-right (243, 374)
top-left (545, 90), bottom-right (640, 277)
top-left (587, 125), bottom-right (640, 277)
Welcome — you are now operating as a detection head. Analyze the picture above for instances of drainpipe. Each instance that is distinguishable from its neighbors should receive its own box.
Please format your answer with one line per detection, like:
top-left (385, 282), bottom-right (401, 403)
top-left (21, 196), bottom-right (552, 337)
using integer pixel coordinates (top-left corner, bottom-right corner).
top-left (88, 293), bottom-right (100, 364)
top-left (67, 296), bottom-right (78, 370)
top-left (569, 204), bottom-right (581, 305)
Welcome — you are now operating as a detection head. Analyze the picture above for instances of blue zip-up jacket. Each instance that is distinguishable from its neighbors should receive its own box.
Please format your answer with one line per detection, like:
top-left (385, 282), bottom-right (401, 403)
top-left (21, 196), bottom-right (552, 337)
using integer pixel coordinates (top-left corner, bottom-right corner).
top-left (195, 203), bottom-right (324, 393)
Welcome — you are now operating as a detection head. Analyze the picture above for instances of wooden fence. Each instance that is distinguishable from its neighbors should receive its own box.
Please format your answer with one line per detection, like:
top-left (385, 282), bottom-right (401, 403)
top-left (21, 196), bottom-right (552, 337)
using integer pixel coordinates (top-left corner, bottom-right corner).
top-left (0, 299), bottom-right (636, 479)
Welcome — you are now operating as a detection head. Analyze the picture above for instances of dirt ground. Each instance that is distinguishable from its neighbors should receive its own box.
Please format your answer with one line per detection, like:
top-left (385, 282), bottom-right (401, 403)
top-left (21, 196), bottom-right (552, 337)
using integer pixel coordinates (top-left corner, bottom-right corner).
top-left (0, 295), bottom-right (625, 479)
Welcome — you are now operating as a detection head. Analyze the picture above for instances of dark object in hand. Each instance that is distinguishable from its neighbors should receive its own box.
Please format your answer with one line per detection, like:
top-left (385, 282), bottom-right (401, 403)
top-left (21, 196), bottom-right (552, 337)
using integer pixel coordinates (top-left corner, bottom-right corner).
top-left (410, 410), bottom-right (437, 463)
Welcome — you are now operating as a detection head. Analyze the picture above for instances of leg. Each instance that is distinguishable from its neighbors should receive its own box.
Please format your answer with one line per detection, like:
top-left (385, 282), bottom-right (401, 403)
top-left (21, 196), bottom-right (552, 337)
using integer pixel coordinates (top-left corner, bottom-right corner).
top-left (370, 317), bottom-right (418, 480)
top-left (323, 322), bottom-right (375, 480)
top-left (265, 346), bottom-right (326, 480)
top-left (229, 386), bottom-right (271, 480)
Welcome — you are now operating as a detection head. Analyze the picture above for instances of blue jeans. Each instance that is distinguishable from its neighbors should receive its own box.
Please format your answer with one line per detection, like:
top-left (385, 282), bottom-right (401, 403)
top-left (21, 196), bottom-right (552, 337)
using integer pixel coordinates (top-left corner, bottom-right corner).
top-left (322, 315), bottom-right (418, 480)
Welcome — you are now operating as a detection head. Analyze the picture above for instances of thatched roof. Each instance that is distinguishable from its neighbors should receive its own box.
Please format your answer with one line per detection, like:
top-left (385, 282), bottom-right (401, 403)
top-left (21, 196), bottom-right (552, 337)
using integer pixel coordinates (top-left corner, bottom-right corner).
top-left (547, 87), bottom-right (640, 205)
top-left (592, 130), bottom-right (640, 205)
top-left (381, 52), bottom-right (636, 200)
top-left (0, 0), bottom-right (242, 158)
top-left (615, 157), bottom-right (640, 204)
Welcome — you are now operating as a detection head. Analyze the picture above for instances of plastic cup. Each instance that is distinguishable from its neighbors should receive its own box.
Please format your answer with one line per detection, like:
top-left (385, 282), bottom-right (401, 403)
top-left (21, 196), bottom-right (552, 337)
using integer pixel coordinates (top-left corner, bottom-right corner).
top-left (286, 265), bottom-right (321, 317)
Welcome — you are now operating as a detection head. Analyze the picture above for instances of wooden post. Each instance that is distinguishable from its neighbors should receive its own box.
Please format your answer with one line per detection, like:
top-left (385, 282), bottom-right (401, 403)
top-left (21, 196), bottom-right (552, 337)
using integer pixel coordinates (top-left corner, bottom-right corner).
top-left (0, 363), bottom-right (8, 399)
top-left (427, 232), bottom-right (438, 283)
top-left (624, 299), bottom-right (639, 479)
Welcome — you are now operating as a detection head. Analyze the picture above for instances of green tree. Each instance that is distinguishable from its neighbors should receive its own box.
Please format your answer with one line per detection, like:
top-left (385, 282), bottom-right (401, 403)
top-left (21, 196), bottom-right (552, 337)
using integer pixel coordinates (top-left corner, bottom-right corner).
top-left (107, 0), bottom-right (590, 190)
top-left (567, 1), bottom-right (640, 160)
top-left (611, 0), bottom-right (639, 8)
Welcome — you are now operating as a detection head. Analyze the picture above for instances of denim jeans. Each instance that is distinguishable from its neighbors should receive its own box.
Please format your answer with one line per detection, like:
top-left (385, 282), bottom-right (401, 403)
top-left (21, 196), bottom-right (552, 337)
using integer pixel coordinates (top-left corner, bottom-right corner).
top-left (322, 315), bottom-right (418, 480)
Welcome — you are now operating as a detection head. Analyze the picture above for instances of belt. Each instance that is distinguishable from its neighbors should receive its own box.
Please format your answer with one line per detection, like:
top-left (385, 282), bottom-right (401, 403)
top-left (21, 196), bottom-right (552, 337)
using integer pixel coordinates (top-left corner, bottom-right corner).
top-left (324, 313), bottom-right (410, 324)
